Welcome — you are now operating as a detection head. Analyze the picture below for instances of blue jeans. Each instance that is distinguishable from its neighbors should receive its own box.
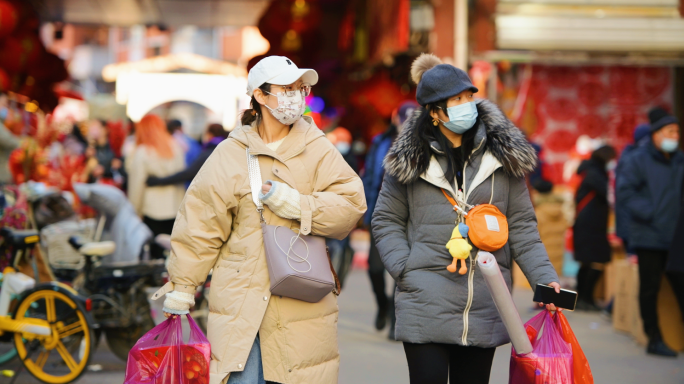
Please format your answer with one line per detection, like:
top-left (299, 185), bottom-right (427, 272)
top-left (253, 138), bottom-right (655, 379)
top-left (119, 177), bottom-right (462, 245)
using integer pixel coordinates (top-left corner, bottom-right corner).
top-left (226, 335), bottom-right (265, 384)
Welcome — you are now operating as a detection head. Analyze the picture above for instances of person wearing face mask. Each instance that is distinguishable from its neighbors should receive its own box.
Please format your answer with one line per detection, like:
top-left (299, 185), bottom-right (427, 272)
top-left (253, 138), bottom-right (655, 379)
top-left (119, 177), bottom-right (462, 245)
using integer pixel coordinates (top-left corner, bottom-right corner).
top-left (371, 54), bottom-right (559, 384)
top-left (157, 56), bottom-right (366, 384)
top-left (0, 93), bottom-right (19, 184)
top-left (328, 127), bottom-right (358, 172)
top-left (572, 145), bottom-right (616, 311)
top-left (617, 107), bottom-right (684, 357)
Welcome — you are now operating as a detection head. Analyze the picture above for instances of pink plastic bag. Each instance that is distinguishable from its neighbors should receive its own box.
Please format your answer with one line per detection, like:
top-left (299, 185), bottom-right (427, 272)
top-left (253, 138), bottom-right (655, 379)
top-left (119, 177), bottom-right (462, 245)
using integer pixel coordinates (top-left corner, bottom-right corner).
top-left (510, 310), bottom-right (573, 384)
top-left (124, 315), bottom-right (211, 384)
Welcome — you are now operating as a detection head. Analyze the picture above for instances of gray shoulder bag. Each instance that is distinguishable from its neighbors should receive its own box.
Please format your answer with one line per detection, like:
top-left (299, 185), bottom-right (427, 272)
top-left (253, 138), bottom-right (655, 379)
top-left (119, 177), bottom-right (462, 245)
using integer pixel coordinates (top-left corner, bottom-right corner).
top-left (246, 148), bottom-right (340, 303)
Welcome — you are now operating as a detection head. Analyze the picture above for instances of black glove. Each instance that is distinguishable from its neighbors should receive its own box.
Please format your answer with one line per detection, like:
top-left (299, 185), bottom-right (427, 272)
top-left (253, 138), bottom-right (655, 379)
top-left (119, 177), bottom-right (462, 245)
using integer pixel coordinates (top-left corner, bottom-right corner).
top-left (146, 176), bottom-right (162, 187)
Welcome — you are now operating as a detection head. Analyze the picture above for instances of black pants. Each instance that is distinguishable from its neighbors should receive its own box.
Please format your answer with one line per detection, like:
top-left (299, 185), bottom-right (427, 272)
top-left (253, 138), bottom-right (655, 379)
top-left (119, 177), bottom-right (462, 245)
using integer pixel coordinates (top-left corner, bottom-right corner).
top-left (635, 249), bottom-right (684, 339)
top-left (368, 230), bottom-right (389, 310)
top-left (143, 216), bottom-right (175, 259)
top-left (403, 342), bottom-right (496, 384)
top-left (576, 263), bottom-right (603, 305)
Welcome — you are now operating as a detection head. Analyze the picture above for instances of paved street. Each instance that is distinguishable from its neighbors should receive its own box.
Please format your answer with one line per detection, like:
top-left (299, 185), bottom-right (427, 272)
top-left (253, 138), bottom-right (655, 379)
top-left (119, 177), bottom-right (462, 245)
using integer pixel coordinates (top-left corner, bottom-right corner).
top-left (3, 269), bottom-right (684, 383)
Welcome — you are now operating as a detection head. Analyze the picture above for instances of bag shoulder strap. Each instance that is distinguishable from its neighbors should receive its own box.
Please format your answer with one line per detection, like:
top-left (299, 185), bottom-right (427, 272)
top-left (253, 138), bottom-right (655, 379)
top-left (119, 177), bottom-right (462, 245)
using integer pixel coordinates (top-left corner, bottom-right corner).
top-left (246, 148), bottom-right (265, 220)
top-left (576, 190), bottom-right (596, 215)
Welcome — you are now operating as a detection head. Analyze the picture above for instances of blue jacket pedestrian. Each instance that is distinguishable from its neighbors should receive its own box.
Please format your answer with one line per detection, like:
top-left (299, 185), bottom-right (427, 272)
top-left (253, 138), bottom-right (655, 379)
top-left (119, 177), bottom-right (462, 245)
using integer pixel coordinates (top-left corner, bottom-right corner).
top-left (617, 135), bottom-right (684, 251)
top-left (615, 123), bottom-right (651, 251)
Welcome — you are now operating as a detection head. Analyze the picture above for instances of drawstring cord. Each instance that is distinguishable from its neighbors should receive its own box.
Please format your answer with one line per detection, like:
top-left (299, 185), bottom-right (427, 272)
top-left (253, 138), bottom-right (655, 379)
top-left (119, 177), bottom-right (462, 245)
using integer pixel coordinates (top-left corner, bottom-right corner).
top-left (274, 227), bottom-right (312, 273)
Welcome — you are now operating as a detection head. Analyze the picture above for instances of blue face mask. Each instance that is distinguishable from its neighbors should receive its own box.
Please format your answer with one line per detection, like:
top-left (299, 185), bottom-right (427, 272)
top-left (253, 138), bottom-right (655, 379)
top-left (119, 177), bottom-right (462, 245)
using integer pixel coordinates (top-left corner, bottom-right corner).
top-left (440, 102), bottom-right (478, 134)
top-left (660, 138), bottom-right (679, 153)
top-left (0, 107), bottom-right (8, 121)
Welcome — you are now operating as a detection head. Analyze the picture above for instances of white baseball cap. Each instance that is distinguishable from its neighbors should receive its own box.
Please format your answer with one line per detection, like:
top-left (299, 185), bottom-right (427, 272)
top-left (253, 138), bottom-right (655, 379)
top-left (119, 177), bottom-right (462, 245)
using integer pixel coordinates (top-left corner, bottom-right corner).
top-left (246, 56), bottom-right (318, 97)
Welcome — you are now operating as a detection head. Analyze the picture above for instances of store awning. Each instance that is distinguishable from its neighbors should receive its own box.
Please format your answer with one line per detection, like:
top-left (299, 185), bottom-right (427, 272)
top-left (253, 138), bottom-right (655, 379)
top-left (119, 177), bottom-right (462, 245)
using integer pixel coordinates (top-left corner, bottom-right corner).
top-left (101, 53), bottom-right (247, 82)
top-left (496, 0), bottom-right (684, 53)
top-left (27, 0), bottom-right (270, 27)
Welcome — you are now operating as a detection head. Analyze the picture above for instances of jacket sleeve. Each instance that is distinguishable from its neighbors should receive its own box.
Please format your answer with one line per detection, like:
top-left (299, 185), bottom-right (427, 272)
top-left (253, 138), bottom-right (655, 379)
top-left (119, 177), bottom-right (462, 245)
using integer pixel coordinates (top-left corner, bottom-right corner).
top-left (370, 173), bottom-right (410, 281)
top-left (507, 175), bottom-right (559, 289)
top-left (126, 148), bottom-right (147, 216)
top-left (300, 146), bottom-right (367, 240)
top-left (0, 124), bottom-right (19, 150)
top-left (153, 150), bottom-right (209, 186)
top-left (166, 147), bottom-right (238, 294)
top-left (616, 155), bottom-right (653, 223)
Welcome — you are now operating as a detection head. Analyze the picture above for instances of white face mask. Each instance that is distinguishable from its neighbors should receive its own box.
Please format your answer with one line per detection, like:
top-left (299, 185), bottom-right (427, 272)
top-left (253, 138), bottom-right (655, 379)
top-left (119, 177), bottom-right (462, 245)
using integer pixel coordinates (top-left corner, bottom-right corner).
top-left (263, 90), bottom-right (305, 125)
top-left (335, 142), bottom-right (351, 155)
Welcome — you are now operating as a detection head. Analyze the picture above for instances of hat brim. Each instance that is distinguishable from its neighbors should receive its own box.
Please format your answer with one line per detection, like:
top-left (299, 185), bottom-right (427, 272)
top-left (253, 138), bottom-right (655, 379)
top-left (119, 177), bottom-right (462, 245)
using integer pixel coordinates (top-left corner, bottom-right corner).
top-left (268, 68), bottom-right (318, 87)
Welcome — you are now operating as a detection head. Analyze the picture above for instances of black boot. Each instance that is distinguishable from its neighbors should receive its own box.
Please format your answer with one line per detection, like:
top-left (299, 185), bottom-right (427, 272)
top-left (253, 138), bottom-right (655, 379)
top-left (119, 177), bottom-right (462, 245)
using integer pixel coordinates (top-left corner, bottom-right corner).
top-left (647, 334), bottom-right (678, 357)
top-left (369, 271), bottom-right (388, 330)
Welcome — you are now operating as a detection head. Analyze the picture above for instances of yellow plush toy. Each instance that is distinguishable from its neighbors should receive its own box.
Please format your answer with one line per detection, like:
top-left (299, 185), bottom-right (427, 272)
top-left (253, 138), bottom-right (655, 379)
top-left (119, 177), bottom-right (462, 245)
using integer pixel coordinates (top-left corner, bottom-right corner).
top-left (446, 223), bottom-right (472, 275)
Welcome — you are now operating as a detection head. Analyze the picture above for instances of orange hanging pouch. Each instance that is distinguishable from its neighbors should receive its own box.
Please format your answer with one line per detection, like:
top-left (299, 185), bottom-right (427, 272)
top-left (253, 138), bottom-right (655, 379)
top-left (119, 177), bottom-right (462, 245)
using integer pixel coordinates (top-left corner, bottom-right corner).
top-left (464, 172), bottom-right (509, 252)
top-left (465, 204), bottom-right (508, 252)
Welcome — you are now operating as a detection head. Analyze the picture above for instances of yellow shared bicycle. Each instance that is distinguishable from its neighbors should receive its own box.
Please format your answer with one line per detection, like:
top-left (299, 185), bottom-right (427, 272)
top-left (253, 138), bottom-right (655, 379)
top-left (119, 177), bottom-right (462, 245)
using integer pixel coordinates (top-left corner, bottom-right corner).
top-left (0, 227), bottom-right (95, 383)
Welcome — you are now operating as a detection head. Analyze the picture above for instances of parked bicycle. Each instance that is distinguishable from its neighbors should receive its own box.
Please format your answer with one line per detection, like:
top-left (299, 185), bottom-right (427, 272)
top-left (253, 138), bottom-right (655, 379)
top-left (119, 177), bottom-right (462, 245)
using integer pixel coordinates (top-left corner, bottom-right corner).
top-left (0, 227), bottom-right (95, 384)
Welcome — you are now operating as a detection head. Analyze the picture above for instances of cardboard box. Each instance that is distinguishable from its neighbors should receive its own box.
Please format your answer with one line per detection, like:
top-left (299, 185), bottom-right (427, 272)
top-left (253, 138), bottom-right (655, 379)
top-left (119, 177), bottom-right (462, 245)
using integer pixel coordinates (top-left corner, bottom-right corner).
top-left (614, 259), bottom-right (631, 296)
top-left (658, 278), bottom-right (684, 351)
top-left (613, 262), bottom-right (684, 351)
top-left (512, 260), bottom-right (531, 289)
top-left (613, 292), bottom-right (632, 332)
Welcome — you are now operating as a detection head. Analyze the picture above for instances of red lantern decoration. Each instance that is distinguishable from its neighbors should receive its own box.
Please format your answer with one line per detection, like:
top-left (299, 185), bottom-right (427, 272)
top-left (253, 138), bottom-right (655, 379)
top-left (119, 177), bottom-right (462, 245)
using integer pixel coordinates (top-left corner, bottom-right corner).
top-left (577, 113), bottom-right (606, 138)
top-left (16, 30), bottom-right (43, 63)
top-left (0, 36), bottom-right (26, 73)
top-left (0, 67), bottom-right (10, 91)
top-left (27, 52), bottom-right (68, 83)
top-left (0, 1), bottom-right (18, 38)
top-left (0, 31), bottom-right (43, 74)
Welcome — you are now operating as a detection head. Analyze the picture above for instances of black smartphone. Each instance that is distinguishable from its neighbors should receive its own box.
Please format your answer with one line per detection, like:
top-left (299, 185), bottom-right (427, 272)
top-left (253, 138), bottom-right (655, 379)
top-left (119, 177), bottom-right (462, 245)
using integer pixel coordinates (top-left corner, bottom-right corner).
top-left (533, 284), bottom-right (578, 311)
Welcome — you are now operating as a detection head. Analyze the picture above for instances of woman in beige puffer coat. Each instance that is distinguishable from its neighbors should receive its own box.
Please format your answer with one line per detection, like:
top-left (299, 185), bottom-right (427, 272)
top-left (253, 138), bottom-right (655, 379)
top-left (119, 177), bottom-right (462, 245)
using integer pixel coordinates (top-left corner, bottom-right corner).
top-left (154, 56), bottom-right (366, 384)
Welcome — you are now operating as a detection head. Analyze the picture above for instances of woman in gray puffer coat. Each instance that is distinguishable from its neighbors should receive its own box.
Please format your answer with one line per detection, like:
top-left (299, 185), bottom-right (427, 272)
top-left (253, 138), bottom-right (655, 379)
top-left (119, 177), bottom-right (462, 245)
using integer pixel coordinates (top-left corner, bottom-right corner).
top-left (371, 54), bottom-right (560, 384)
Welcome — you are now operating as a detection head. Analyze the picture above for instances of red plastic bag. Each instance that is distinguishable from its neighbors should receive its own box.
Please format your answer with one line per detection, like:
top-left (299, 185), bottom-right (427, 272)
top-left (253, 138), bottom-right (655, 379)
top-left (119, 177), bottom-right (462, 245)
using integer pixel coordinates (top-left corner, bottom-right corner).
top-left (124, 315), bottom-right (210, 384)
top-left (556, 311), bottom-right (594, 384)
top-left (510, 310), bottom-right (573, 384)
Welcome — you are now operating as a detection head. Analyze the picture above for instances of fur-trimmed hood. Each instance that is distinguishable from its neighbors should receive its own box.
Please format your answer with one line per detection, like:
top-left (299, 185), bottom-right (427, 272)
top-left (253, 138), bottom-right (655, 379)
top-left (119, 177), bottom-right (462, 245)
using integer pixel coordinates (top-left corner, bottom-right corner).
top-left (384, 99), bottom-right (537, 184)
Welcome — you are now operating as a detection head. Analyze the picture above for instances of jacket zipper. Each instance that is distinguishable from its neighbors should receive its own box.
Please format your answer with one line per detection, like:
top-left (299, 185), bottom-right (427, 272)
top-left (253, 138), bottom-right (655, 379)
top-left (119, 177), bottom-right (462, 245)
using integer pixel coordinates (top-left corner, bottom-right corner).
top-left (460, 137), bottom-right (484, 345)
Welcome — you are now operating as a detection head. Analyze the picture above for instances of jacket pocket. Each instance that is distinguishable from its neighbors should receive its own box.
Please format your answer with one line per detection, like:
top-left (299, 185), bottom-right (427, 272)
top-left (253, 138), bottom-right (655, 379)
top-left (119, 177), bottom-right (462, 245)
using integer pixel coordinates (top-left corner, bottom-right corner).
top-left (222, 253), bottom-right (246, 262)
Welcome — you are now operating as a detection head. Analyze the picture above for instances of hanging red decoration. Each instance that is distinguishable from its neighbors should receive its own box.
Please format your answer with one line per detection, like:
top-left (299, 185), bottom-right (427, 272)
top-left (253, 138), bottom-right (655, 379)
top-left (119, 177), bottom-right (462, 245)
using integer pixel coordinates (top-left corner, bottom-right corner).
top-left (16, 30), bottom-right (43, 63)
top-left (545, 129), bottom-right (579, 153)
top-left (577, 79), bottom-right (607, 108)
top-left (638, 67), bottom-right (669, 99)
top-left (27, 52), bottom-right (68, 83)
top-left (545, 66), bottom-right (577, 89)
top-left (0, 1), bottom-right (17, 38)
top-left (577, 113), bottom-right (606, 138)
top-left (0, 67), bottom-right (9, 91)
top-left (0, 36), bottom-right (26, 73)
top-left (541, 97), bottom-right (577, 121)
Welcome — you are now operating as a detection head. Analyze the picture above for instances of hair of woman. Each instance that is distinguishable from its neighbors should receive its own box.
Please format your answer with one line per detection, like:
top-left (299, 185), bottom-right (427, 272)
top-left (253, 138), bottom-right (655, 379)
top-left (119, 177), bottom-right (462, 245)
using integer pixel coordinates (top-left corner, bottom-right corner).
top-left (411, 101), bottom-right (479, 184)
top-left (136, 114), bottom-right (175, 158)
top-left (240, 83), bottom-right (272, 127)
top-left (591, 145), bottom-right (616, 165)
top-left (206, 123), bottom-right (228, 139)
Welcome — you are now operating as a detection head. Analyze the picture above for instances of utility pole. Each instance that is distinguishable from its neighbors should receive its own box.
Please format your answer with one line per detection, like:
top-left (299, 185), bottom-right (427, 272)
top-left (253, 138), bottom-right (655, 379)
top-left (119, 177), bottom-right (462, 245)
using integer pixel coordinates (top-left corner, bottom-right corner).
top-left (454, 0), bottom-right (468, 70)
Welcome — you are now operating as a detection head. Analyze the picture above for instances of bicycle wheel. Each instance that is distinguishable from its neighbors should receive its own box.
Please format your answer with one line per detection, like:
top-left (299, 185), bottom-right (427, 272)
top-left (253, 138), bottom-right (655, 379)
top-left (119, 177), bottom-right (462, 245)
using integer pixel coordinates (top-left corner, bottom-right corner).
top-left (13, 286), bottom-right (94, 384)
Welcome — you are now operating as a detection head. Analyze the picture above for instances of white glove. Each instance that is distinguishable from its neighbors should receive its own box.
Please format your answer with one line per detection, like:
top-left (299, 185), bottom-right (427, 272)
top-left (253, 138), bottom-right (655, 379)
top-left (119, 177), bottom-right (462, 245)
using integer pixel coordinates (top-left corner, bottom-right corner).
top-left (260, 180), bottom-right (301, 220)
top-left (162, 291), bottom-right (195, 315)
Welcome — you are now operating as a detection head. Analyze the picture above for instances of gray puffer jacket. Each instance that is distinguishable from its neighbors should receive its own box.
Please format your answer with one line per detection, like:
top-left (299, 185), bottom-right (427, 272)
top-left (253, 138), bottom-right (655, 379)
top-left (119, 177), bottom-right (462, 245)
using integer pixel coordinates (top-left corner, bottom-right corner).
top-left (371, 99), bottom-right (558, 348)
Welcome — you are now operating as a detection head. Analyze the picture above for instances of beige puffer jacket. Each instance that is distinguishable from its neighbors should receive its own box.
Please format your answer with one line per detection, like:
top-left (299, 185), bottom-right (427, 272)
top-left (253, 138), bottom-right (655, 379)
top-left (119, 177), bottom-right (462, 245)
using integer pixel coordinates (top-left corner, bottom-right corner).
top-left (155, 116), bottom-right (366, 384)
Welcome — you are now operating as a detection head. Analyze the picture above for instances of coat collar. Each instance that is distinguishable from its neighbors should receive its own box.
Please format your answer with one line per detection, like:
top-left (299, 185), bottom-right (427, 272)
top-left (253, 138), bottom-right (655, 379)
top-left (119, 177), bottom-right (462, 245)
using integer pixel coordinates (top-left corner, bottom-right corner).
top-left (384, 99), bottom-right (537, 185)
top-left (229, 116), bottom-right (324, 162)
